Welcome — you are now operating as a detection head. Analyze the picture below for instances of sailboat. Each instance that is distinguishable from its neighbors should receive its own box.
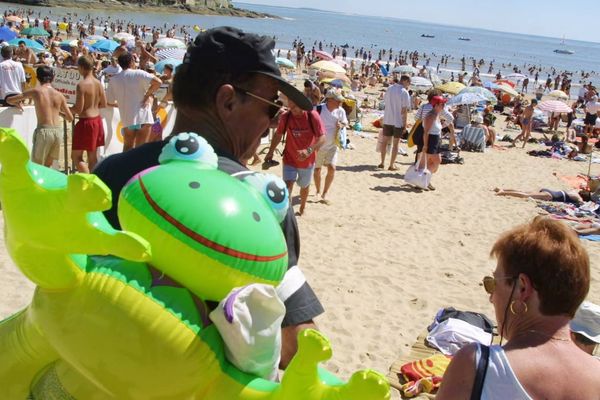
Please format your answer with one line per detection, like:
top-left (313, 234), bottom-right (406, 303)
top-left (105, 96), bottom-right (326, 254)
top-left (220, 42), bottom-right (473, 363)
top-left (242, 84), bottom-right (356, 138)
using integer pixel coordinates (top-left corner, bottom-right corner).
top-left (554, 36), bottom-right (574, 55)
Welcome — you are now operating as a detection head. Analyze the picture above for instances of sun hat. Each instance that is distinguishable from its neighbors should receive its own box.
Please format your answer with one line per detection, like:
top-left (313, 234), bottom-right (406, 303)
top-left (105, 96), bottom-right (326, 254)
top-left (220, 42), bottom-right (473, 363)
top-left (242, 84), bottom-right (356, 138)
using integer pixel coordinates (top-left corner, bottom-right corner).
top-left (325, 89), bottom-right (344, 102)
top-left (182, 26), bottom-right (311, 111)
top-left (570, 301), bottom-right (600, 343)
top-left (473, 114), bottom-right (484, 124)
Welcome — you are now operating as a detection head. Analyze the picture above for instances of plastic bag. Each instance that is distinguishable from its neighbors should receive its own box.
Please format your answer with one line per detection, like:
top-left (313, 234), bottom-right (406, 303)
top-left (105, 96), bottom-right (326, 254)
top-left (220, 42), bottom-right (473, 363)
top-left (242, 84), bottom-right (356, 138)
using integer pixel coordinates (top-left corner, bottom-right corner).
top-left (404, 153), bottom-right (431, 189)
top-left (210, 284), bottom-right (286, 381)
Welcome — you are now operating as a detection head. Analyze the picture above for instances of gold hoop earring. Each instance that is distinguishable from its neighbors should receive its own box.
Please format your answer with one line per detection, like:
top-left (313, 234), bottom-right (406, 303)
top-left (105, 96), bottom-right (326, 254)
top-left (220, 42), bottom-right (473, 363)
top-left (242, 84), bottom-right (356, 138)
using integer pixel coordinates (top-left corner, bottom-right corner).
top-left (509, 300), bottom-right (528, 315)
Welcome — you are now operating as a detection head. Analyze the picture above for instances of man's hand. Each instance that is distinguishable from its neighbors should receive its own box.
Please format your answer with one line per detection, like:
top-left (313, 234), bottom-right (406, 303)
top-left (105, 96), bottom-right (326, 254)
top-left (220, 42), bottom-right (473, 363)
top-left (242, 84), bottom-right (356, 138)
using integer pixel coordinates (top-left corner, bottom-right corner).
top-left (297, 149), bottom-right (310, 161)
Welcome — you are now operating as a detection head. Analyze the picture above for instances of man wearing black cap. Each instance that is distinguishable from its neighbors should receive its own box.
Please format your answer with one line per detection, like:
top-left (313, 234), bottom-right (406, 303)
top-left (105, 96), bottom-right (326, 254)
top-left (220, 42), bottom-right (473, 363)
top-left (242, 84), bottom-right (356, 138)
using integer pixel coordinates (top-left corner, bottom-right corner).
top-left (94, 27), bottom-right (323, 368)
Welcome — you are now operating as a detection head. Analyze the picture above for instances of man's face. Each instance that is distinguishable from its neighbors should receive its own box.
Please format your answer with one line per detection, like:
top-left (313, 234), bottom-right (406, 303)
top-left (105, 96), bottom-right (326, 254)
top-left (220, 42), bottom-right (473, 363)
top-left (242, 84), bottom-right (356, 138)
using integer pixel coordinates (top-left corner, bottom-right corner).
top-left (224, 75), bottom-right (279, 161)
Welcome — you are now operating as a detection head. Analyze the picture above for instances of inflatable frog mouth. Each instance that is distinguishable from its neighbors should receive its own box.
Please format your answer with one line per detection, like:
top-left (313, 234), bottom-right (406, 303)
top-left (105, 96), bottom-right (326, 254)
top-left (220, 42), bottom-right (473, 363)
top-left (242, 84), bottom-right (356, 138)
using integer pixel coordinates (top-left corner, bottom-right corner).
top-left (138, 177), bottom-right (287, 263)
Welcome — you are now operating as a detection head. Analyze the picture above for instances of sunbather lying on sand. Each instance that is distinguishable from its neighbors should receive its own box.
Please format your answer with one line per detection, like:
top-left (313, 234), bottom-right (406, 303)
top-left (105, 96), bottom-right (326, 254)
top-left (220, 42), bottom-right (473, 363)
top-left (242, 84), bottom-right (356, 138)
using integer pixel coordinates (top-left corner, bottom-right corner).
top-left (494, 187), bottom-right (588, 205)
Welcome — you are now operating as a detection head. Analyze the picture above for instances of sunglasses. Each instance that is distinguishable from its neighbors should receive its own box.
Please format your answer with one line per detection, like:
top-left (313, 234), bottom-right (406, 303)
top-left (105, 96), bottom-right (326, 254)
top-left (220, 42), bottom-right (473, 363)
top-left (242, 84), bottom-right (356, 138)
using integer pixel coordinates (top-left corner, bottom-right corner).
top-left (233, 86), bottom-right (283, 120)
top-left (482, 275), bottom-right (515, 294)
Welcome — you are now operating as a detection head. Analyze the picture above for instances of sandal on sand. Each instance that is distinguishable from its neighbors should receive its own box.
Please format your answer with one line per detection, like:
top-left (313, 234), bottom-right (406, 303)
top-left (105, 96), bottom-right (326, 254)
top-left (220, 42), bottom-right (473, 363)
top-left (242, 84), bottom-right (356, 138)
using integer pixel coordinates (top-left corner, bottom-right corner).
top-left (319, 198), bottom-right (332, 205)
top-left (388, 166), bottom-right (398, 171)
top-left (427, 183), bottom-right (436, 191)
top-left (377, 163), bottom-right (384, 169)
top-left (261, 159), bottom-right (280, 170)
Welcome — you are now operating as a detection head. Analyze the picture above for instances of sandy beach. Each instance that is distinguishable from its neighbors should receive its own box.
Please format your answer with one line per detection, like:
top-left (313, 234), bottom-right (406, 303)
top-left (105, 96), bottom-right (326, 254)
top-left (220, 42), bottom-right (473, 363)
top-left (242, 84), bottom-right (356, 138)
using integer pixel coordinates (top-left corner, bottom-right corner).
top-left (1, 112), bottom-right (598, 393)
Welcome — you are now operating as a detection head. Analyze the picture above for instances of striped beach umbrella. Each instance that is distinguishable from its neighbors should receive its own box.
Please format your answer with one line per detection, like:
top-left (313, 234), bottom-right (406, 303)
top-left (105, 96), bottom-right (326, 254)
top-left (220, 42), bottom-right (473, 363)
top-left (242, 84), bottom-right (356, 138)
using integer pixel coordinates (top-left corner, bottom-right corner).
top-left (537, 100), bottom-right (572, 113)
top-left (314, 50), bottom-right (333, 61)
top-left (155, 47), bottom-right (186, 61)
top-left (410, 76), bottom-right (433, 90)
top-left (458, 86), bottom-right (497, 103)
top-left (155, 38), bottom-right (186, 49)
top-left (310, 60), bottom-right (346, 74)
top-left (447, 92), bottom-right (487, 106)
top-left (392, 65), bottom-right (419, 75)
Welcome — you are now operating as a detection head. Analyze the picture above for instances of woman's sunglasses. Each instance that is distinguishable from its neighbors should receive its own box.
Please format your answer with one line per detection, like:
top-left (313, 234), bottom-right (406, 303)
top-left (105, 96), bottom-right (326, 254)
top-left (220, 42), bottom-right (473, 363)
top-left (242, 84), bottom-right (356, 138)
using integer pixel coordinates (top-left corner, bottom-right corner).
top-left (233, 86), bottom-right (283, 120)
top-left (482, 275), bottom-right (515, 294)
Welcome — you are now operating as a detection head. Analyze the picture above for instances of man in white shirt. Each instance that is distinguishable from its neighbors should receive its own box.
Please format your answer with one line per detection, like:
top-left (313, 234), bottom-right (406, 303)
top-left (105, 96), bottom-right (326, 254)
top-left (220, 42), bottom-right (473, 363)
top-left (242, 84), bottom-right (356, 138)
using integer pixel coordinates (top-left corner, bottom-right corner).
top-left (0, 46), bottom-right (26, 106)
top-left (107, 53), bottom-right (162, 152)
top-left (380, 75), bottom-right (410, 170)
top-left (584, 95), bottom-right (600, 135)
top-left (314, 89), bottom-right (348, 204)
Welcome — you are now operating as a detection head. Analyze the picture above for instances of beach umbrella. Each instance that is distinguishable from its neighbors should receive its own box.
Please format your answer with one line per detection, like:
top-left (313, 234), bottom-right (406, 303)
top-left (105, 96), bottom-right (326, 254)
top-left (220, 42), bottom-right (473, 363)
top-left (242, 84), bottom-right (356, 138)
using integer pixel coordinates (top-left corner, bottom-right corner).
top-left (483, 81), bottom-right (500, 90)
top-left (496, 83), bottom-right (519, 97)
top-left (447, 92), bottom-right (488, 106)
top-left (310, 60), bottom-right (346, 74)
top-left (436, 81), bottom-right (466, 95)
top-left (275, 57), bottom-right (295, 69)
top-left (495, 79), bottom-right (516, 87)
top-left (410, 76), bottom-right (433, 90)
top-left (155, 58), bottom-right (182, 74)
top-left (155, 38), bottom-right (186, 49)
top-left (86, 34), bottom-right (106, 43)
top-left (314, 50), bottom-right (333, 61)
top-left (20, 27), bottom-right (50, 37)
top-left (5, 15), bottom-right (22, 24)
top-left (156, 47), bottom-right (186, 61)
top-left (505, 73), bottom-right (528, 81)
top-left (113, 32), bottom-right (135, 42)
top-left (458, 86), bottom-right (497, 103)
top-left (0, 26), bottom-right (17, 41)
top-left (392, 65), bottom-right (418, 75)
top-left (7, 38), bottom-right (44, 51)
top-left (91, 39), bottom-right (119, 53)
top-left (537, 100), bottom-right (572, 113)
top-left (547, 90), bottom-right (569, 100)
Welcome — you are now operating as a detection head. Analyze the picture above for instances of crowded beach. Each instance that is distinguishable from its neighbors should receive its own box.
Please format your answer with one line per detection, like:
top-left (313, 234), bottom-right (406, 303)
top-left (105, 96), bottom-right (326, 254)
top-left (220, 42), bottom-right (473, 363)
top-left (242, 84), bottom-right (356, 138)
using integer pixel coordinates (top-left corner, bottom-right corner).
top-left (0, 5), bottom-right (599, 400)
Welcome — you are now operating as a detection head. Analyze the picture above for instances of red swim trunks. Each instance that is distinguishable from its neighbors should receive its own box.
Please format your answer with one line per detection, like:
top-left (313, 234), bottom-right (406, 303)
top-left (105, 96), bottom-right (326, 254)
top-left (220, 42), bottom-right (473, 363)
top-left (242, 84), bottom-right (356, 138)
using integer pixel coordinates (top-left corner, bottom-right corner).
top-left (72, 115), bottom-right (105, 151)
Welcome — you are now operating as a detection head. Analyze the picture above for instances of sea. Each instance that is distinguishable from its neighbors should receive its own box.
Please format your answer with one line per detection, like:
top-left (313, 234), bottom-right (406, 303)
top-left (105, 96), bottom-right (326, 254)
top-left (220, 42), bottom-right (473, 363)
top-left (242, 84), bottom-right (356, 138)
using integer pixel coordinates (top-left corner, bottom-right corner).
top-left (3, 1), bottom-right (600, 86)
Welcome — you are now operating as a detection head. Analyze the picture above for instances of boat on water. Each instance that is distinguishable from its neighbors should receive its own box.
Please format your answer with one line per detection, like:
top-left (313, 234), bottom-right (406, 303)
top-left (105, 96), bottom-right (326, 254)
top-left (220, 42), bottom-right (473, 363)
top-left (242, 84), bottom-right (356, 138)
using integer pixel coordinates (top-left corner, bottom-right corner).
top-left (554, 49), bottom-right (574, 55)
top-left (458, 37), bottom-right (471, 41)
top-left (421, 34), bottom-right (435, 38)
top-left (554, 36), bottom-right (574, 55)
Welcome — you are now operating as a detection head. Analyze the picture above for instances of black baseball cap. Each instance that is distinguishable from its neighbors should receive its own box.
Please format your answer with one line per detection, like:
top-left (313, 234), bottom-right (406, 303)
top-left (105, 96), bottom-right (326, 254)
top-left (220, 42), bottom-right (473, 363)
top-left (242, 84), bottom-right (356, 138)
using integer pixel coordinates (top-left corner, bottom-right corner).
top-left (183, 26), bottom-right (312, 111)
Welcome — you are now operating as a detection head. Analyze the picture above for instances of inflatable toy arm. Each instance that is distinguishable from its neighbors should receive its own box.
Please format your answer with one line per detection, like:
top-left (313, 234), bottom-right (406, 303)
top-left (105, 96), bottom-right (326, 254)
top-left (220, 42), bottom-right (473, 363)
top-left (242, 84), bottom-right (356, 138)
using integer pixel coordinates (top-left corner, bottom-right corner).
top-left (0, 128), bottom-right (151, 289)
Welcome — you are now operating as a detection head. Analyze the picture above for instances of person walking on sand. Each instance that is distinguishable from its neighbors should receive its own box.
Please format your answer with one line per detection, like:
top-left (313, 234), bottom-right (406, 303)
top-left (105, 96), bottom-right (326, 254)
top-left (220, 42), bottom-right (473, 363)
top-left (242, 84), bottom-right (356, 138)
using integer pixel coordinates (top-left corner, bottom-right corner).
top-left (70, 55), bottom-right (107, 173)
top-left (314, 89), bottom-right (348, 204)
top-left (511, 99), bottom-right (536, 148)
top-left (0, 46), bottom-right (26, 106)
top-left (379, 75), bottom-right (410, 170)
top-left (265, 98), bottom-right (325, 216)
top-left (107, 53), bottom-right (162, 152)
top-left (7, 66), bottom-right (73, 167)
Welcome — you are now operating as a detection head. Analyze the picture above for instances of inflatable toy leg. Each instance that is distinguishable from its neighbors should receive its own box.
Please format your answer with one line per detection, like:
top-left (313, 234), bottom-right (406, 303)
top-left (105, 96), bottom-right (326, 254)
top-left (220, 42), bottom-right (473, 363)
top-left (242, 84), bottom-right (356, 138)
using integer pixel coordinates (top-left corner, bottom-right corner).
top-left (278, 329), bottom-right (391, 400)
top-left (0, 309), bottom-right (57, 399)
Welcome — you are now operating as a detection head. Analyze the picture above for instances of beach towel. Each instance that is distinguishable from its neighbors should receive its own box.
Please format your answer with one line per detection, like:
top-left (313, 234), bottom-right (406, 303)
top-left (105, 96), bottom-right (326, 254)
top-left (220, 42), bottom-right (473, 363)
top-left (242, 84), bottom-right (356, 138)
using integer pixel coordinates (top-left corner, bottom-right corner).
top-left (580, 235), bottom-right (600, 242)
top-left (407, 120), bottom-right (421, 148)
top-left (554, 173), bottom-right (589, 190)
top-left (426, 318), bottom-right (492, 356)
top-left (400, 354), bottom-right (451, 382)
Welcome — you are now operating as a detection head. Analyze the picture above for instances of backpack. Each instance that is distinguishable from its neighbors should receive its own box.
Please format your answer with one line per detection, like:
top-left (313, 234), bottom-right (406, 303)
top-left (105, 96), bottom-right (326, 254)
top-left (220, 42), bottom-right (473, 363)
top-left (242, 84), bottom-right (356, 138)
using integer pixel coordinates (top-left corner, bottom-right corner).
top-left (280, 105), bottom-right (321, 138)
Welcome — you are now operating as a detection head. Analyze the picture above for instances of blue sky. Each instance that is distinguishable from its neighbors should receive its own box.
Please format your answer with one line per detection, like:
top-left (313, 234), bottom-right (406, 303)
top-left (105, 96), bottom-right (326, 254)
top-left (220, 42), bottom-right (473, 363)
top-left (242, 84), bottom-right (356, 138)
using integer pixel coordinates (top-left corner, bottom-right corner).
top-left (238, 0), bottom-right (598, 43)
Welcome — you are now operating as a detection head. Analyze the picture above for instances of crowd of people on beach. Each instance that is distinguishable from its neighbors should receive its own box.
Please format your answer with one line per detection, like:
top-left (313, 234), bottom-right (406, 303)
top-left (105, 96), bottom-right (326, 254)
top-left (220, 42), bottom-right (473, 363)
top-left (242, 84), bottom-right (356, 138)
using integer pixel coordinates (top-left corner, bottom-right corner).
top-left (1, 5), bottom-right (600, 399)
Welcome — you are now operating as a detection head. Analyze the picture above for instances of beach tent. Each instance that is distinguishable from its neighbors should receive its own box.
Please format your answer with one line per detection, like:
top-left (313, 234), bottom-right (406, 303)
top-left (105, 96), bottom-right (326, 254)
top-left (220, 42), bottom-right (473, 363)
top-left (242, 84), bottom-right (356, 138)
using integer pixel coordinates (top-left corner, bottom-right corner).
top-left (7, 38), bottom-right (44, 52)
top-left (0, 26), bottom-right (17, 41)
top-left (436, 82), bottom-right (465, 95)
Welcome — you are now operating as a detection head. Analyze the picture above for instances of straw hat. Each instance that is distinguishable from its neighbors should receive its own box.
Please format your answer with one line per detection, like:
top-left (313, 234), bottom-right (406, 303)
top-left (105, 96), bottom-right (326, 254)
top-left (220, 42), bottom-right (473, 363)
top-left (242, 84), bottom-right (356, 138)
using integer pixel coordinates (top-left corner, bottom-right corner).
top-left (570, 301), bottom-right (600, 343)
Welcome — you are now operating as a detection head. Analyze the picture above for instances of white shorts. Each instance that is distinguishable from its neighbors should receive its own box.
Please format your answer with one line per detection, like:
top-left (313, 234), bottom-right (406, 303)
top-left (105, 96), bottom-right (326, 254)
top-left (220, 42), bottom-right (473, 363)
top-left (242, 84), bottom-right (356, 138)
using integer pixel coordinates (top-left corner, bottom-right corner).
top-left (315, 145), bottom-right (338, 167)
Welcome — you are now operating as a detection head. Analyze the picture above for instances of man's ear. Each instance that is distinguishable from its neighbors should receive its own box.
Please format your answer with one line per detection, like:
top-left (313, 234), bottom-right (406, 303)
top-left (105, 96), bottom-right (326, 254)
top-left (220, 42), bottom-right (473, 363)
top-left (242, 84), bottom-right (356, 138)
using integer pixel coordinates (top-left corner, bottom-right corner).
top-left (214, 84), bottom-right (237, 121)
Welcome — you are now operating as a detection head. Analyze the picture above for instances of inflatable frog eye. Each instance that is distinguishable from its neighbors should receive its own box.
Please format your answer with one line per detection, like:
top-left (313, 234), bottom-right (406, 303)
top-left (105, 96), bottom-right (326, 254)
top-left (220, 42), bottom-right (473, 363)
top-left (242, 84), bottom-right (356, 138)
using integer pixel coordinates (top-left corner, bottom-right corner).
top-left (239, 172), bottom-right (289, 223)
top-left (159, 132), bottom-right (218, 168)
